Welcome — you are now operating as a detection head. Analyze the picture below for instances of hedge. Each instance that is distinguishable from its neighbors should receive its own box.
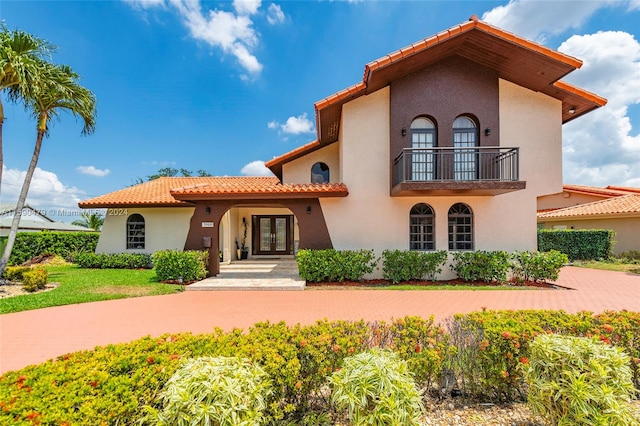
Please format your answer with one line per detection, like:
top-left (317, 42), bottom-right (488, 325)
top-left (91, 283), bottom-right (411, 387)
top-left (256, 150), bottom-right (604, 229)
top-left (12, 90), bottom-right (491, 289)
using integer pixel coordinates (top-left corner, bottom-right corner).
top-left (0, 311), bottom-right (638, 425)
top-left (537, 229), bottom-right (614, 260)
top-left (152, 250), bottom-right (208, 282)
top-left (7, 231), bottom-right (99, 265)
top-left (296, 249), bottom-right (378, 282)
top-left (73, 252), bottom-right (153, 269)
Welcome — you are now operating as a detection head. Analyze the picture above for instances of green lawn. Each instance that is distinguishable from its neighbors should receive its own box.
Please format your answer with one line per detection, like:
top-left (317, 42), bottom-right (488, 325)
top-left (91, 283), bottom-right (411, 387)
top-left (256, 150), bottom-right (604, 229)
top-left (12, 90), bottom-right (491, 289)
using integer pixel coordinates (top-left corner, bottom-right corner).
top-left (574, 260), bottom-right (640, 274)
top-left (0, 265), bottom-right (182, 314)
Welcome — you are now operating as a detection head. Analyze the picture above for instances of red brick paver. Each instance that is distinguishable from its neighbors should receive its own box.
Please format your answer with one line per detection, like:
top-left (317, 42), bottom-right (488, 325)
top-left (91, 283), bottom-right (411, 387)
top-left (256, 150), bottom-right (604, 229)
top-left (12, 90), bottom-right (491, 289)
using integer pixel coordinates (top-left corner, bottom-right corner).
top-left (1, 266), bottom-right (639, 374)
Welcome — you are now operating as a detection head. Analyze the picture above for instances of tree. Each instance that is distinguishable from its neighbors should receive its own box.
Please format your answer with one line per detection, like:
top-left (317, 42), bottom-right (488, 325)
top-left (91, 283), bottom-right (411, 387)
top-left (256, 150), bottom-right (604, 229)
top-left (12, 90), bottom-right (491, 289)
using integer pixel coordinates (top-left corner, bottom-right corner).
top-left (72, 211), bottom-right (104, 231)
top-left (0, 26), bottom-right (54, 195)
top-left (0, 62), bottom-right (96, 275)
top-left (130, 167), bottom-right (212, 185)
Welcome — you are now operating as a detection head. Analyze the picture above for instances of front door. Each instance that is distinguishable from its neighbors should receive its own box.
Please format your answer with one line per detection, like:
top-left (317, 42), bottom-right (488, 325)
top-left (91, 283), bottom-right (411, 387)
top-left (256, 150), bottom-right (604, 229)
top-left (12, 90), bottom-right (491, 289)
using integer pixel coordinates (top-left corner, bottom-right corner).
top-left (254, 215), bottom-right (293, 255)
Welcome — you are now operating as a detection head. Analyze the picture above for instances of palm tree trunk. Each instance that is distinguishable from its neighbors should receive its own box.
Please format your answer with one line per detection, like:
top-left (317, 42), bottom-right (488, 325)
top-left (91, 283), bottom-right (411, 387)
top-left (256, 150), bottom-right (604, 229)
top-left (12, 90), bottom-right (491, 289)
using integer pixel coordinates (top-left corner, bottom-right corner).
top-left (0, 120), bottom-right (45, 276)
top-left (0, 98), bottom-right (5, 194)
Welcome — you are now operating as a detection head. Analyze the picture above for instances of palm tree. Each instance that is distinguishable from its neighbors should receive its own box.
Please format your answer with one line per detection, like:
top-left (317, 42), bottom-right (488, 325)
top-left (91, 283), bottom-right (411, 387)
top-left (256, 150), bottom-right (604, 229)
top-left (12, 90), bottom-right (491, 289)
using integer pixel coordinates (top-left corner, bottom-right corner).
top-left (0, 63), bottom-right (96, 275)
top-left (72, 211), bottom-right (104, 231)
top-left (0, 26), bottom-right (53, 193)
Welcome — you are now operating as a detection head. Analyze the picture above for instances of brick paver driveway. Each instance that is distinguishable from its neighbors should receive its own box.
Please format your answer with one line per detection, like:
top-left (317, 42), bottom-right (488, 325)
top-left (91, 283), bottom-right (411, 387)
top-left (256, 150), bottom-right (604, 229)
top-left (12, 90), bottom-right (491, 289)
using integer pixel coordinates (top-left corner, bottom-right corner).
top-left (1, 266), bottom-right (639, 374)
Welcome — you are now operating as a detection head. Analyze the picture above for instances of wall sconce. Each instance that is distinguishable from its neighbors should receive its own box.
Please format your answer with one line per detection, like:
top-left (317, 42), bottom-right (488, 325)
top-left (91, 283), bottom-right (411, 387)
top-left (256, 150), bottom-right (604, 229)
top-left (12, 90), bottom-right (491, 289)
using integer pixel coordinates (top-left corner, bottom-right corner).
top-left (306, 206), bottom-right (312, 214)
top-left (401, 127), bottom-right (407, 136)
top-left (569, 107), bottom-right (576, 114)
top-left (484, 128), bottom-right (491, 136)
top-left (205, 206), bottom-right (211, 215)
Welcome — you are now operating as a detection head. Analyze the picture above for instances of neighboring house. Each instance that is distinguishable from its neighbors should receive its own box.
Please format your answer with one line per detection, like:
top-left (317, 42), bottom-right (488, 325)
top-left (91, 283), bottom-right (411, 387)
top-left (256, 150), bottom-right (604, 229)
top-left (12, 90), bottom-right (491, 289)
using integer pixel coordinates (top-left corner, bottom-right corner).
top-left (537, 185), bottom-right (640, 254)
top-left (0, 204), bottom-right (90, 237)
top-left (79, 16), bottom-right (606, 277)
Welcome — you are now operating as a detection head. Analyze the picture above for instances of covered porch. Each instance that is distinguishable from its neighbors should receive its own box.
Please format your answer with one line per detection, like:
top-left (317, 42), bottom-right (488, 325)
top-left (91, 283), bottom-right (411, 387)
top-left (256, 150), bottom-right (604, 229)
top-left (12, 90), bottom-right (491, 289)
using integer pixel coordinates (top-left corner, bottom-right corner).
top-left (187, 258), bottom-right (304, 290)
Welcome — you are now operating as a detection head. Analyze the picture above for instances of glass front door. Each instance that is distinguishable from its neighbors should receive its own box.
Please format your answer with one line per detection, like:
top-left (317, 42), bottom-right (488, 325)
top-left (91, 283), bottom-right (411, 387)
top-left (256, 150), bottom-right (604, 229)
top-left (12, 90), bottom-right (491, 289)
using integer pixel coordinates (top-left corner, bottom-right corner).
top-left (254, 215), bottom-right (293, 255)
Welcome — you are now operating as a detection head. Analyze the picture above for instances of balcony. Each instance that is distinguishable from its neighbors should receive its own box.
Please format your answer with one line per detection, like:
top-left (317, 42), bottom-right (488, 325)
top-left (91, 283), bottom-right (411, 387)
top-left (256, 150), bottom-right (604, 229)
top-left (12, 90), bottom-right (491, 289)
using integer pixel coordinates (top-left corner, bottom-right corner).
top-left (392, 147), bottom-right (526, 196)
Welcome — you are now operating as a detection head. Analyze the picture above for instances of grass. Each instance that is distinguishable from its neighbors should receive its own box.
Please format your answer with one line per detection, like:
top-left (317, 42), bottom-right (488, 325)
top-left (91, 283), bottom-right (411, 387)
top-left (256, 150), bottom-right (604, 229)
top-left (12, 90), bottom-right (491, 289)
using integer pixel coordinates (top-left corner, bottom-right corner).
top-left (574, 259), bottom-right (640, 274)
top-left (0, 265), bottom-right (182, 314)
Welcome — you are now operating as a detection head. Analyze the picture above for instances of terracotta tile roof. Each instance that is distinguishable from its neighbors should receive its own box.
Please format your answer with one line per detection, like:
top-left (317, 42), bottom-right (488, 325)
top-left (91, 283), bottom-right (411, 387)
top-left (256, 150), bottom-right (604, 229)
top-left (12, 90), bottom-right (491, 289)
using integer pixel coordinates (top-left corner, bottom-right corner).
top-left (538, 194), bottom-right (640, 219)
top-left (79, 177), bottom-right (348, 208)
top-left (264, 140), bottom-right (321, 179)
top-left (171, 177), bottom-right (348, 200)
top-left (606, 185), bottom-right (640, 194)
top-left (562, 184), bottom-right (638, 198)
top-left (268, 16), bottom-right (606, 177)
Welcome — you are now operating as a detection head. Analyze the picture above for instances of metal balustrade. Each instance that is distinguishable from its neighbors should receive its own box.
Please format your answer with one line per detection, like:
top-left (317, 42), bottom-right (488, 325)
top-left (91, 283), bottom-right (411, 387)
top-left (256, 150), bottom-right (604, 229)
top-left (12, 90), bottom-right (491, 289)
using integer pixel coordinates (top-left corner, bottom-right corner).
top-left (393, 147), bottom-right (520, 186)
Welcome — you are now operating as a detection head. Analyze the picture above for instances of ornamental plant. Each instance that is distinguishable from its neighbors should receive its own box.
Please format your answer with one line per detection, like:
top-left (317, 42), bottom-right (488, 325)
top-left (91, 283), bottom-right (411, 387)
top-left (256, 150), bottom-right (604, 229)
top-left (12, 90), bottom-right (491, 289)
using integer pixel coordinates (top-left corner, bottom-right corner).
top-left (381, 249), bottom-right (448, 283)
top-left (525, 334), bottom-right (636, 426)
top-left (296, 249), bottom-right (378, 282)
top-left (151, 356), bottom-right (272, 426)
top-left (450, 250), bottom-right (511, 282)
top-left (511, 250), bottom-right (568, 283)
top-left (21, 268), bottom-right (48, 292)
top-left (73, 252), bottom-right (152, 269)
top-left (329, 349), bottom-right (425, 425)
top-left (152, 249), bottom-right (207, 282)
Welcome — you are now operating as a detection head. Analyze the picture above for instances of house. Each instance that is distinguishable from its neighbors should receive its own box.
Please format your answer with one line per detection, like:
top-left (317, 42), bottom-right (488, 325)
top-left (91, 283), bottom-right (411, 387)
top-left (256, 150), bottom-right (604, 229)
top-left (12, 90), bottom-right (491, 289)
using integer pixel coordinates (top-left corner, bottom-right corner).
top-left (0, 204), bottom-right (90, 236)
top-left (537, 185), bottom-right (640, 254)
top-left (79, 16), bottom-right (606, 277)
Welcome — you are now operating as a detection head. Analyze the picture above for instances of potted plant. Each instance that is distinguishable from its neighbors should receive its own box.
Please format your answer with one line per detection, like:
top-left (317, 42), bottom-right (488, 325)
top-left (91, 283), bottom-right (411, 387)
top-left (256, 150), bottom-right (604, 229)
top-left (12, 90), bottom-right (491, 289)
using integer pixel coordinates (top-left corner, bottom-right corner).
top-left (235, 239), bottom-right (241, 260)
top-left (240, 218), bottom-right (249, 259)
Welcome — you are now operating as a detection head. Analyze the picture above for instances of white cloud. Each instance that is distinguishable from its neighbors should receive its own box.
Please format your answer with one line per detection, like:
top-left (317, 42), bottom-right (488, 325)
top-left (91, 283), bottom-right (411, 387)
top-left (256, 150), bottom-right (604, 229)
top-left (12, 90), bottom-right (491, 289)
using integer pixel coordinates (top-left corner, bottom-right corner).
top-left (127, 0), bottom-right (264, 75)
top-left (266, 3), bottom-right (285, 25)
top-left (1, 165), bottom-right (86, 211)
top-left (629, 0), bottom-right (640, 11)
top-left (558, 31), bottom-right (640, 187)
top-left (124, 0), bottom-right (166, 9)
top-left (482, 0), bottom-right (614, 42)
top-left (268, 113), bottom-right (315, 135)
top-left (76, 165), bottom-right (111, 177)
top-left (240, 160), bottom-right (274, 176)
top-left (233, 0), bottom-right (261, 16)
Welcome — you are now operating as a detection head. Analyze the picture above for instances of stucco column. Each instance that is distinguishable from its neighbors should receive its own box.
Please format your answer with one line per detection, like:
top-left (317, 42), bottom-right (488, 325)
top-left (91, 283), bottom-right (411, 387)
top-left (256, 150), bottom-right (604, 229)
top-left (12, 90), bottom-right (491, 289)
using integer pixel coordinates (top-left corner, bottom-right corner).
top-left (184, 201), bottom-right (235, 276)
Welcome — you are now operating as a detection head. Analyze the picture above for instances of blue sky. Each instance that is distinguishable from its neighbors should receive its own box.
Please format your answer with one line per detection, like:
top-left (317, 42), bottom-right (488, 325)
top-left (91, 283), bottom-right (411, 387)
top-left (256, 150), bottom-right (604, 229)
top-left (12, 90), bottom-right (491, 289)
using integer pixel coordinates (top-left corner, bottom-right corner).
top-left (0, 0), bottom-right (639, 220)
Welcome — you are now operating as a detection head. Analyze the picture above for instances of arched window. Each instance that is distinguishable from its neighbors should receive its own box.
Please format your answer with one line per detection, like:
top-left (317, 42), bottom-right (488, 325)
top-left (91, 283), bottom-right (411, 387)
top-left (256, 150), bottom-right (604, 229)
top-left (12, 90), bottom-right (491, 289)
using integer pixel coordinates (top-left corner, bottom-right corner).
top-left (311, 162), bottom-right (330, 184)
top-left (410, 117), bottom-right (436, 181)
top-left (410, 203), bottom-right (435, 250)
top-left (452, 116), bottom-right (478, 180)
top-left (448, 203), bottom-right (473, 250)
top-left (127, 214), bottom-right (145, 249)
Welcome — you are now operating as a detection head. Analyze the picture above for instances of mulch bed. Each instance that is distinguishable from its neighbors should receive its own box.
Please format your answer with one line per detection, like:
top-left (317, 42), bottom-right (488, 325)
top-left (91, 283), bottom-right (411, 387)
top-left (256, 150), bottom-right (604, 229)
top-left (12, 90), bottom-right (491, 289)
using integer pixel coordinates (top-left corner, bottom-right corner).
top-left (306, 279), bottom-right (563, 289)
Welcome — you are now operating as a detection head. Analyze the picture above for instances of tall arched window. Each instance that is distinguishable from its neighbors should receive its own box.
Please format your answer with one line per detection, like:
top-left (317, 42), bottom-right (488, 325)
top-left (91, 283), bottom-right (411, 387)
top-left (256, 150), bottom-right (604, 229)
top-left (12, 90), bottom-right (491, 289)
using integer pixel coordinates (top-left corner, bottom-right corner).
top-left (410, 117), bottom-right (436, 181)
top-left (448, 203), bottom-right (473, 250)
top-left (311, 162), bottom-right (330, 184)
top-left (452, 116), bottom-right (478, 180)
top-left (127, 214), bottom-right (145, 249)
top-left (410, 203), bottom-right (435, 250)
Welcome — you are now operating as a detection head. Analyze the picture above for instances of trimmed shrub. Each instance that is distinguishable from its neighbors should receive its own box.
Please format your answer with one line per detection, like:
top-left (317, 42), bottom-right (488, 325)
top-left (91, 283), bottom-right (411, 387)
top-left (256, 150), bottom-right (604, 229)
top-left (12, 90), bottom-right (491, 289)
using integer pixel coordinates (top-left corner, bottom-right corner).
top-left (511, 250), bottom-right (568, 283)
top-left (1, 265), bottom-right (31, 281)
top-left (450, 250), bottom-right (511, 282)
top-left (525, 334), bottom-right (636, 425)
top-left (152, 250), bottom-right (207, 282)
top-left (74, 252), bottom-right (152, 269)
top-left (8, 231), bottom-right (99, 265)
top-left (329, 349), bottom-right (425, 425)
top-left (537, 229), bottom-right (614, 260)
top-left (21, 268), bottom-right (48, 292)
top-left (151, 356), bottom-right (272, 426)
top-left (381, 250), bottom-right (448, 283)
top-left (296, 249), bottom-right (378, 282)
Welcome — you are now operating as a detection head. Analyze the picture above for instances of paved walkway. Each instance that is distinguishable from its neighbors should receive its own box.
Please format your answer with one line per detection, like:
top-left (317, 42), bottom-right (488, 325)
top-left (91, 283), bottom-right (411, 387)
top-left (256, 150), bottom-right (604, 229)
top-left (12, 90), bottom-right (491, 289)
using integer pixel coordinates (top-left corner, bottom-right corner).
top-left (187, 259), bottom-right (305, 290)
top-left (1, 267), bottom-right (639, 374)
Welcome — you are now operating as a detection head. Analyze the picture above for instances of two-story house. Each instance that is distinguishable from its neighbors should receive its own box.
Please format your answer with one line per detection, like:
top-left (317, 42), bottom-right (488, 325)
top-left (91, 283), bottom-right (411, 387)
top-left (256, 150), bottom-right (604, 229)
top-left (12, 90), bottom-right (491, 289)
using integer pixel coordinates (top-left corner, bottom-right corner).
top-left (79, 16), bottom-right (606, 277)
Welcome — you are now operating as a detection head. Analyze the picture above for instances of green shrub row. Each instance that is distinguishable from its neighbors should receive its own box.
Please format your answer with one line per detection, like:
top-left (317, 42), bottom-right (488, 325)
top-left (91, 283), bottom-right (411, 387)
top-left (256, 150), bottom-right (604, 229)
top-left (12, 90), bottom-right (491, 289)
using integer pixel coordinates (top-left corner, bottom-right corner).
top-left (73, 252), bottom-right (152, 269)
top-left (1, 311), bottom-right (638, 425)
top-left (7, 231), bottom-right (99, 265)
top-left (296, 249), bottom-right (378, 282)
top-left (152, 250), bottom-right (208, 282)
top-left (538, 229), bottom-right (615, 260)
top-left (298, 249), bottom-right (568, 283)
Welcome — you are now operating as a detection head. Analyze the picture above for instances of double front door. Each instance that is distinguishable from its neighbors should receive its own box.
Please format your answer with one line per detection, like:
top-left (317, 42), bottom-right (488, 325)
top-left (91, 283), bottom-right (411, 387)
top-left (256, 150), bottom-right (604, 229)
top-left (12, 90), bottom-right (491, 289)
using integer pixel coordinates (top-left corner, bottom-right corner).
top-left (254, 215), bottom-right (293, 255)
